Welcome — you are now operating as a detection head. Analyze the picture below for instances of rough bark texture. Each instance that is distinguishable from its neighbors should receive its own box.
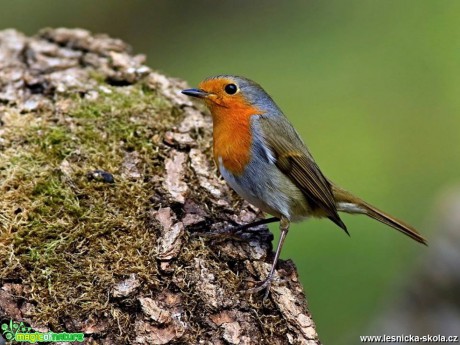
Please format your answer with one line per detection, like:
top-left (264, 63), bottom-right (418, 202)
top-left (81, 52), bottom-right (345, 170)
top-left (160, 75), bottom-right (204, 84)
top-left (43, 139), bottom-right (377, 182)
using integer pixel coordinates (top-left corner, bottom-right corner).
top-left (0, 28), bottom-right (320, 345)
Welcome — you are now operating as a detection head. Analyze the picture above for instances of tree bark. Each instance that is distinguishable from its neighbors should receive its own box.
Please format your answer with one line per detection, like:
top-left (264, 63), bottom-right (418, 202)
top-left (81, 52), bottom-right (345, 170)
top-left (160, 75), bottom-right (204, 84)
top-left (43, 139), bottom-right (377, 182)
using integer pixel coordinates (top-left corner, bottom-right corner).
top-left (0, 28), bottom-right (320, 345)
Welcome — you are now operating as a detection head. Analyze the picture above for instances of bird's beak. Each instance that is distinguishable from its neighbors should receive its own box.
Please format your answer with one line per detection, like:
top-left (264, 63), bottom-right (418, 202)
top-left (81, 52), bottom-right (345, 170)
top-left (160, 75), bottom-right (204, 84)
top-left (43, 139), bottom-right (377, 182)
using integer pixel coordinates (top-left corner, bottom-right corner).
top-left (181, 88), bottom-right (210, 99)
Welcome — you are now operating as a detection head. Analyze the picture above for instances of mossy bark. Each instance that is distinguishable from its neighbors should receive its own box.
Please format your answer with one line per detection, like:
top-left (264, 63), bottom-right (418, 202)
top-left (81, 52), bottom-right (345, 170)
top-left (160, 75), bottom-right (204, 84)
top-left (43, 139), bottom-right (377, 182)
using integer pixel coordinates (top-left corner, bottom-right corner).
top-left (0, 28), bottom-right (320, 345)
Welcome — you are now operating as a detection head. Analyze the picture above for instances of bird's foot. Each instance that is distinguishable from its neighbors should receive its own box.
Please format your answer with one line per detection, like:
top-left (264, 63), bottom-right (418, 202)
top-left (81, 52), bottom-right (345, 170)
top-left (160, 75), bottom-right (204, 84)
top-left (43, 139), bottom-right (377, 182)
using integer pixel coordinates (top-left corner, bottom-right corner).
top-left (191, 226), bottom-right (247, 242)
top-left (192, 218), bottom-right (275, 242)
top-left (245, 277), bottom-right (275, 301)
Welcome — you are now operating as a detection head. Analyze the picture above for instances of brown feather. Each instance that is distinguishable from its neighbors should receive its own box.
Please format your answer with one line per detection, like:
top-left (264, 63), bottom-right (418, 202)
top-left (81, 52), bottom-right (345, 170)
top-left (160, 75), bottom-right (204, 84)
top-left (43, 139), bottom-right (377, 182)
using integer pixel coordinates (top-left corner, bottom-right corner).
top-left (333, 185), bottom-right (427, 245)
top-left (258, 116), bottom-right (346, 231)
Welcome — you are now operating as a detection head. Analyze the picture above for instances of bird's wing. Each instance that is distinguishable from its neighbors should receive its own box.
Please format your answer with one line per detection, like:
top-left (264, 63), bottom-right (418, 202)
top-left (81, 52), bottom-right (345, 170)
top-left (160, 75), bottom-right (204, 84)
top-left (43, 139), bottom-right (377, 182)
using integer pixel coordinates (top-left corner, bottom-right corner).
top-left (257, 115), bottom-right (346, 230)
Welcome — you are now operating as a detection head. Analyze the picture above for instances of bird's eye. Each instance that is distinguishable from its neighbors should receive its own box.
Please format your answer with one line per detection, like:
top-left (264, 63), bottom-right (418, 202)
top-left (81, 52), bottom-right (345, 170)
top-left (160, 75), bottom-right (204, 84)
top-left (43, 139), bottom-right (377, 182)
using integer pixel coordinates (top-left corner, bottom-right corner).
top-left (224, 83), bottom-right (238, 95)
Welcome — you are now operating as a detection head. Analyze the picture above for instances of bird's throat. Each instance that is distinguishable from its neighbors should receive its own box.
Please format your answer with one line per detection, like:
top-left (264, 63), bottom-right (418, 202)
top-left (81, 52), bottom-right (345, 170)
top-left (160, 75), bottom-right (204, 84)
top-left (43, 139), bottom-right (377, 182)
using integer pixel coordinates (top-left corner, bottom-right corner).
top-left (211, 105), bottom-right (256, 176)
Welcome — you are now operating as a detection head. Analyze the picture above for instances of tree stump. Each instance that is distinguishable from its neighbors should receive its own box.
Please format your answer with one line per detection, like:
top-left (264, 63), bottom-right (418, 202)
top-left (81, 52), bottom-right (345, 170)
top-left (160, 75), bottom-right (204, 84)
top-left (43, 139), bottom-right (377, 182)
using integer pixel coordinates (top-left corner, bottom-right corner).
top-left (0, 28), bottom-right (320, 345)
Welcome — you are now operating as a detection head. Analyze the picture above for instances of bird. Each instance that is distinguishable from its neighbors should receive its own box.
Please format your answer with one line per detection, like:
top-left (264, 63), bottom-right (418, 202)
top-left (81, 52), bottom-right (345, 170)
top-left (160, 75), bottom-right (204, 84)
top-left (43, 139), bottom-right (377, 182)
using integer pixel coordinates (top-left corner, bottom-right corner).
top-left (181, 75), bottom-right (427, 299)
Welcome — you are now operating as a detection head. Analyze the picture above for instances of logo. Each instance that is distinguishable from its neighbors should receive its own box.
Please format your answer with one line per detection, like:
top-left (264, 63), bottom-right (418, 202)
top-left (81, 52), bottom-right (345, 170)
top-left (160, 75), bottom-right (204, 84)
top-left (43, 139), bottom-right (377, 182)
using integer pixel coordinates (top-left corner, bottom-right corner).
top-left (1, 320), bottom-right (84, 343)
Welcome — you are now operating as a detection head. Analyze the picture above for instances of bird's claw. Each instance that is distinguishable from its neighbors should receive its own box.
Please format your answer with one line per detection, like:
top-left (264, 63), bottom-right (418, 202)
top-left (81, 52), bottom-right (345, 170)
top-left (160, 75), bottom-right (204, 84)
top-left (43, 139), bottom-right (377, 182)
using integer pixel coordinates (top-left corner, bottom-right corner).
top-left (245, 278), bottom-right (273, 301)
top-left (191, 229), bottom-right (246, 242)
top-left (245, 274), bottom-right (290, 301)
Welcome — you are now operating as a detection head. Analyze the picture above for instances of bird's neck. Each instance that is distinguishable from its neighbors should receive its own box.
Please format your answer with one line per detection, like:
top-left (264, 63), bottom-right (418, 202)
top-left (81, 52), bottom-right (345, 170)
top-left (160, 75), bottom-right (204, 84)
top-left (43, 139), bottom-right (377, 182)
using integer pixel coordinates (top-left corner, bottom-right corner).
top-left (211, 105), bottom-right (258, 176)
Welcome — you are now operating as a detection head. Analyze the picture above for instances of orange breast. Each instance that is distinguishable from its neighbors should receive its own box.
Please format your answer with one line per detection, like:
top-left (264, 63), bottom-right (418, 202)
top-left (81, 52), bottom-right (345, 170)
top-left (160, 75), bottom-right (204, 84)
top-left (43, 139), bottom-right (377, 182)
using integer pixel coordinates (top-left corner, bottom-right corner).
top-left (210, 98), bottom-right (261, 175)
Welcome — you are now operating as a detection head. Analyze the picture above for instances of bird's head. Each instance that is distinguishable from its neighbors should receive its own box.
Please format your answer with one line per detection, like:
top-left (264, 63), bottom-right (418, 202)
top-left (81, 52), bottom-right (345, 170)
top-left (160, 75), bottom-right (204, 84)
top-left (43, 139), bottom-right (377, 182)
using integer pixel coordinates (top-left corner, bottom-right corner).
top-left (182, 75), bottom-right (281, 121)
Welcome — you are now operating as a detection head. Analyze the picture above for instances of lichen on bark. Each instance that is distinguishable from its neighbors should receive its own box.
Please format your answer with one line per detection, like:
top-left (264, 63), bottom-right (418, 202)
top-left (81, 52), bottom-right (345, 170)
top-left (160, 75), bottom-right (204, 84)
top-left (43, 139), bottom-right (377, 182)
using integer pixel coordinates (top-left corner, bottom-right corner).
top-left (0, 28), bottom-right (320, 344)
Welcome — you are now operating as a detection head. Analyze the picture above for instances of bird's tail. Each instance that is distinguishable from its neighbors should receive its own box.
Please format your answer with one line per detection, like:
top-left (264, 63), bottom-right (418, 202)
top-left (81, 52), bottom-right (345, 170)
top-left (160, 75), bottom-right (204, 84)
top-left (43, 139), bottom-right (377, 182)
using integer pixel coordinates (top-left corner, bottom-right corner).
top-left (332, 185), bottom-right (427, 245)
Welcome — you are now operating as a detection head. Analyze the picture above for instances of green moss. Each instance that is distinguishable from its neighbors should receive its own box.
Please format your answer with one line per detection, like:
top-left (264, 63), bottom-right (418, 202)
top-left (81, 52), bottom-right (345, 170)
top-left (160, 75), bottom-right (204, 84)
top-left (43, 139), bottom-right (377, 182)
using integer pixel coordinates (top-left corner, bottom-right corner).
top-left (0, 81), bottom-right (178, 331)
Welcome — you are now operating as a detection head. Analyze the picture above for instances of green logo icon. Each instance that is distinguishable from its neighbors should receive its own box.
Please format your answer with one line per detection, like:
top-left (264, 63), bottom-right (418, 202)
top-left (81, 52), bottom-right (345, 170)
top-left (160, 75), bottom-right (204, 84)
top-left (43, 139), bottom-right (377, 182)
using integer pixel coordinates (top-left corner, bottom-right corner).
top-left (1, 320), bottom-right (84, 343)
top-left (1, 320), bottom-right (32, 341)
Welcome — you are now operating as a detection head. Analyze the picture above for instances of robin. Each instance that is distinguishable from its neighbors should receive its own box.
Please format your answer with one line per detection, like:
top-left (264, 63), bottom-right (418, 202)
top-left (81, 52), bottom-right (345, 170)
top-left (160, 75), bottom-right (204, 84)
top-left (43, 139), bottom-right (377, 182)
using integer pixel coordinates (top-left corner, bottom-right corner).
top-left (182, 75), bottom-right (427, 299)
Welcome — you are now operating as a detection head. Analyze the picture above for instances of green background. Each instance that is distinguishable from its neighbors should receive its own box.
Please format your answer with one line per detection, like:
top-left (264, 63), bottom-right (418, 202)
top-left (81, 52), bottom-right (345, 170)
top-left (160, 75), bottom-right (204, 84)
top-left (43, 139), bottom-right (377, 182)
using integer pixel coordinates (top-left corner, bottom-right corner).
top-left (2, 1), bottom-right (459, 343)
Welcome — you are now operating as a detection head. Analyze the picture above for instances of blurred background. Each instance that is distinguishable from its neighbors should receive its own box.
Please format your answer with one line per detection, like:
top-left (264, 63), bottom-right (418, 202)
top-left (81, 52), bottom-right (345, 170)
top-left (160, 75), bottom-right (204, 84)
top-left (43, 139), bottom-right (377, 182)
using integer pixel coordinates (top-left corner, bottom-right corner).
top-left (2, 1), bottom-right (459, 343)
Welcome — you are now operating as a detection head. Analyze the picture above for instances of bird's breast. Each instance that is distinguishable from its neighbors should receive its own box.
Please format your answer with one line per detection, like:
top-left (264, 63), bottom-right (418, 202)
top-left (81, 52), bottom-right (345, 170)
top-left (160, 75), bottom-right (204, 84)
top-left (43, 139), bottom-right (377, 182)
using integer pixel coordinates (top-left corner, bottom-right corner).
top-left (212, 117), bottom-right (253, 176)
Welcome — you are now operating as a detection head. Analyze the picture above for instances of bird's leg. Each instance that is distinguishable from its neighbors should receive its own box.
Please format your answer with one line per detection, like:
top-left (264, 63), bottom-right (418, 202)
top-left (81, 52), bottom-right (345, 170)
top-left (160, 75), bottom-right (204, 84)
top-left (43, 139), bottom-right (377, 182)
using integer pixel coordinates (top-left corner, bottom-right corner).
top-left (193, 217), bottom-right (279, 241)
top-left (229, 216), bottom-right (279, 233)
top-left (246, 216), bottom-right (290, 300)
